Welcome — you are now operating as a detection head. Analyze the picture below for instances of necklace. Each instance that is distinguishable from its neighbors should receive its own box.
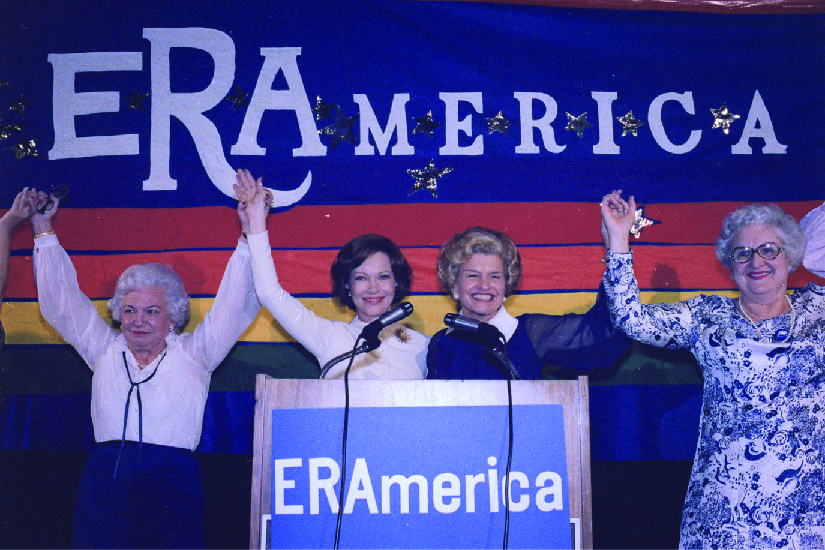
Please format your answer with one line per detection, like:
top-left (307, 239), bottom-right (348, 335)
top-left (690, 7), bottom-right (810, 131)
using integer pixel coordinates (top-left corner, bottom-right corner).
top-left (135, 345), bottom-right (168, 369)
top-left (738, 294), bottom-right (796, 343)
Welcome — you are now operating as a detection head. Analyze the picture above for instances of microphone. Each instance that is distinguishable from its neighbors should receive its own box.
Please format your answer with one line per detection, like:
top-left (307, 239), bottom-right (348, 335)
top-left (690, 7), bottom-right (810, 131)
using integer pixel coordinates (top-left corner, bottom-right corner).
top-left (359, 302), bottom-right (414, 343)
top-left (443, 313), bottom-right (504, 343)
top-left (444, 313), bottom-right (520, 380)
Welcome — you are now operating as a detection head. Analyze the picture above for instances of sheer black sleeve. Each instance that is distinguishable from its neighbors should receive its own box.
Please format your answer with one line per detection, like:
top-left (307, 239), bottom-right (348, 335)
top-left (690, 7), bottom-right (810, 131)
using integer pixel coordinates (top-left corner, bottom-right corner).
top-left (523, 282), bottom-right (630, 371)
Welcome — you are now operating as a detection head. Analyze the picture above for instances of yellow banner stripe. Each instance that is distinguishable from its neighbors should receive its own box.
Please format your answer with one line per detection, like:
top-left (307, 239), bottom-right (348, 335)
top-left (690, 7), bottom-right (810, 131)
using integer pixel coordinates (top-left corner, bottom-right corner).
top-left (1, 291), bottom-right (740, 345)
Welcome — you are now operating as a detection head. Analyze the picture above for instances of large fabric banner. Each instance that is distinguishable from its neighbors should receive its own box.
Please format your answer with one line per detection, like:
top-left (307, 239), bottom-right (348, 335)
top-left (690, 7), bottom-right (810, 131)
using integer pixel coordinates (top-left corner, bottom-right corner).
top-left (1, 0), bottom-right (823, 521)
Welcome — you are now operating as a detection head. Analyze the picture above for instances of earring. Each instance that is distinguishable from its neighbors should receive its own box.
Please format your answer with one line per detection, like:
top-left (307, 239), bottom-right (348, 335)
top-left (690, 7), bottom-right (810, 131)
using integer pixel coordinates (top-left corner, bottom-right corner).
top-left (169, 324), bottom-right (175, 333)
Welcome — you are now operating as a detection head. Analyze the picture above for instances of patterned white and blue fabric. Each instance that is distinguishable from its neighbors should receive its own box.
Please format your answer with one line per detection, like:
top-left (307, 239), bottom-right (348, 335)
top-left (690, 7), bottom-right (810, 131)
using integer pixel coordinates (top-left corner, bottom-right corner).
top-left (605, 251), bottom-right (825, 549)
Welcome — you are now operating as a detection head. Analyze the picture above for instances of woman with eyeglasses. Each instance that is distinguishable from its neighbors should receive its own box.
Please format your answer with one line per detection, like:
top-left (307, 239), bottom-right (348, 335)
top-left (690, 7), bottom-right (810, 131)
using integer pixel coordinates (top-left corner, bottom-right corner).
top-left (600, 193), bottom-right (825, 549)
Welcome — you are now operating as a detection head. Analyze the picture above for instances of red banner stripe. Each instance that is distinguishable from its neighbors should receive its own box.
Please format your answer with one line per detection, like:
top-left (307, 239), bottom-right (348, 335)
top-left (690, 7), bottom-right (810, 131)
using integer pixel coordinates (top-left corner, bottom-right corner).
top-left (6, 245), bottom-right (820, 300)
top-left (4, 201), bottom-right (820, 252)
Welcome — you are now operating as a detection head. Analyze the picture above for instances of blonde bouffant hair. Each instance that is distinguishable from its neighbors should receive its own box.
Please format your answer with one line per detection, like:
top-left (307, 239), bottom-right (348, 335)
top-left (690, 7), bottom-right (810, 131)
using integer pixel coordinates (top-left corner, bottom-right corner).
top-left (437, 227), bottom-right (522, 297)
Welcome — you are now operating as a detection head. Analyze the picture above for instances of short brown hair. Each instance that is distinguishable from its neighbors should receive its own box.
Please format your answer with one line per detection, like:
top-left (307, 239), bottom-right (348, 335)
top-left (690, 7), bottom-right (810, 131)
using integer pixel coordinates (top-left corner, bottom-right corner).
top-left (330, 234), bottom-right (412, 310)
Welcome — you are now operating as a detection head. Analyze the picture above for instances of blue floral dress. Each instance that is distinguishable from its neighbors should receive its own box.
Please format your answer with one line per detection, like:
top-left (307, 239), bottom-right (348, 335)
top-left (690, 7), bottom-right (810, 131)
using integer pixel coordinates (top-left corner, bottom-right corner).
top-left (605, 252), bottom-right (825, 549)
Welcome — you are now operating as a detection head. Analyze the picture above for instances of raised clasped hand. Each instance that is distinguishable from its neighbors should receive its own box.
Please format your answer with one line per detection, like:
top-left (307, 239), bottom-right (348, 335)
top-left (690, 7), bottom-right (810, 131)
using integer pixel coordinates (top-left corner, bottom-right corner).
top-left (233, 169), bottom-right (273, 235)
top-left (600, 189), bottom-right (636, 253)
top-left (1, 187), bottom-right (37, 231)
top-left (601, 190), bottom-right (635, 230)
top-left (28, 188), bottom-right (61, 233)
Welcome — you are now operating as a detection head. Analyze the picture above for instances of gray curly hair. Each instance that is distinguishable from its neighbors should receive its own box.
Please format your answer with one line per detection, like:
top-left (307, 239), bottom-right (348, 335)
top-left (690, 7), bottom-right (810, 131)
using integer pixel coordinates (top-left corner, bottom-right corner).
top-left (437, 227), bottom-right (522, 297)
top-left (108, 263), bottom-right (190, 333)
top-left (716, 204), bottom-right (805, 272)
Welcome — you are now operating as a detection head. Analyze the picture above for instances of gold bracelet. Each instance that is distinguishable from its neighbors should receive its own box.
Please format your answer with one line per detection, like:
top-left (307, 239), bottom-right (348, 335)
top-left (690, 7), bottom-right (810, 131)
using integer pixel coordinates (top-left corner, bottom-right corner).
top-left (34, 230), bottom-right (55, 239)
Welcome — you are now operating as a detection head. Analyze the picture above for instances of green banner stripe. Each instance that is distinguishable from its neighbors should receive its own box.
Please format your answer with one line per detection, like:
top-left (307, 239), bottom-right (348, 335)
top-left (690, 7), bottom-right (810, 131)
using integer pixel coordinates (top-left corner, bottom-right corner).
top-left (2, 339), bottom-right (700, 395)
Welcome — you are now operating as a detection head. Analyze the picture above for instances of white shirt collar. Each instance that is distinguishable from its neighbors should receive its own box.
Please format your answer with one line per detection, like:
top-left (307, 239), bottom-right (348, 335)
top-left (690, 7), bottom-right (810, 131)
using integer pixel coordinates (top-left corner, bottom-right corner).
top-left (458, 306), bottom-right (518, 342)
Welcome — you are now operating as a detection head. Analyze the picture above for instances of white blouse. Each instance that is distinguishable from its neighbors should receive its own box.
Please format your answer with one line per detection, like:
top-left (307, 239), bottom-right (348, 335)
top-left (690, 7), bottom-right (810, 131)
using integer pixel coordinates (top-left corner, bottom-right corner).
top-left (247, 231), bottom-right (428, 379)
top-left (34, 234), bottom-right (260, 450)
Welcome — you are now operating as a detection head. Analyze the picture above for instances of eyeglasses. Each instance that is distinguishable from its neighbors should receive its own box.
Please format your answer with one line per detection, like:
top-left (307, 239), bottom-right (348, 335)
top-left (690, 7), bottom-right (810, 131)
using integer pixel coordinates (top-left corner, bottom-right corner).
top-left (730, 242), bottom-right (784, 264)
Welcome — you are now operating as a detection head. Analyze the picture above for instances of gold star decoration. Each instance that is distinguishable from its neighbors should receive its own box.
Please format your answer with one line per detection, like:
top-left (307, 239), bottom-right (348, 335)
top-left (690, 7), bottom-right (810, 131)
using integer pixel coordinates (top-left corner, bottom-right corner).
top-left (407, 159), bottom-right (452, 198)
top-left (616, 111), bottom-right (644, 137)
top-left (630, 206), bottom-right (661, 238)
top-left (412, 111), bottom-right (441, 137)
top-left (125, 91), bottom-right (149, 111)
top-left (0, 118), bottom-right (22, 141)
top-left (486, 111), bottom-right (510, 135)
top-left (311, 96), bottom-right (337, 121)
top-left (710, 104), bottom-right (740, 134)
top-left (224, 85), bottom-right (249, 110)
top-left (565, 112), bottom-right (592, 138)
top-left (7, 94), bottom-right (29, 118)
top-left (318, 107), bottom-right (359, 150)
top-left (7, 135), bottom-right (41, 160)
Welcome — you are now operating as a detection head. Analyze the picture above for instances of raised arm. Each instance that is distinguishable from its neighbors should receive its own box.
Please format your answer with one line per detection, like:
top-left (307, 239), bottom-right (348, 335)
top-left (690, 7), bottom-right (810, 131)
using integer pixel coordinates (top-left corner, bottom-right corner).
top-left (233, 169), bottom-right (342, 359)
top-left (30, 190), bottom-right (116, 366)
top-left (525, 283), bottom-right (630, 370)
top-left (800, 201), bottom-right (825, 277)
top-left (525, 206), bottom-right (630, 368)
top-left (0, 188), bottom-right (35, 311)
top-left (184, 230), bottom-right (261, 371)
top-left (601, 189), bottom-right (636, 254)
top-left (600, 191), bottom-right (698, 350)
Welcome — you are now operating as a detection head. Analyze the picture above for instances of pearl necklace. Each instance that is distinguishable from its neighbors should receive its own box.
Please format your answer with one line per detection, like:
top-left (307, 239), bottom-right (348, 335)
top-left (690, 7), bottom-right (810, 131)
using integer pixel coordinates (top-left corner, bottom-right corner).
top-left (738, 294), bottom-right (796, 343)
top-left (136, 346), bottom-right (168, 369)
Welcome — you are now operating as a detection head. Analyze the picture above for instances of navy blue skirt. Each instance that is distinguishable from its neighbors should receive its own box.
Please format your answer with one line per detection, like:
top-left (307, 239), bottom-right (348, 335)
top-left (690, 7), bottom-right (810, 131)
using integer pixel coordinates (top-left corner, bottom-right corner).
top-left (73, 440), bottom-right (205, 549)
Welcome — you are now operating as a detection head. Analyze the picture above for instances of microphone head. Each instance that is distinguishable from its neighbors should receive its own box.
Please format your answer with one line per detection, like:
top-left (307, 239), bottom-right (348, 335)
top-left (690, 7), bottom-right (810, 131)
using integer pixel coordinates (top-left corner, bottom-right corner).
top-left (377, 301), bottom-right (414, 325)
top-left (443, 313), bottom-right (480, 332)
top-left (444, 313), bottom-right (505, 343)
top-left (359, 302), bottom-right (414, 344)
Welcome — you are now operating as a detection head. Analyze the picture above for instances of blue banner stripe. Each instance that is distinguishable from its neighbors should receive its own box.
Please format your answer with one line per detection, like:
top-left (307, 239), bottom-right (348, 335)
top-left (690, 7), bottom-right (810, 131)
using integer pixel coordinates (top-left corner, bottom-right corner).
top-left (589, 384), bottom-right (702, 461)
top-left (3, 386), bottom-right (702, 460)
top-left (2, 2), bottom-right (823, 206)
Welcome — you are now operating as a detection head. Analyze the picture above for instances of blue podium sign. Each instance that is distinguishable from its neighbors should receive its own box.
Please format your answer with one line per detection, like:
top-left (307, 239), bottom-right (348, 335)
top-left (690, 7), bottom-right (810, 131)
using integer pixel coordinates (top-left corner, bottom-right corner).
top-left (270, 405), bottom-right (570, 549)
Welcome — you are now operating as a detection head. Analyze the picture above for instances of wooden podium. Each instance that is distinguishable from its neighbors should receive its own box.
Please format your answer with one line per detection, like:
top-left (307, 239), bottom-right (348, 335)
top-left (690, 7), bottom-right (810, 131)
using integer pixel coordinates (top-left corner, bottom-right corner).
top-left (250, 376), bottom-right (593, 549)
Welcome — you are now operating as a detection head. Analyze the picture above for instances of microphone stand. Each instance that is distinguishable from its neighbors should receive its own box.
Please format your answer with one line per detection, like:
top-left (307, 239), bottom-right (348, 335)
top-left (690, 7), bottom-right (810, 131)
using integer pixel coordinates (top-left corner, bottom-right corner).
top-left (483, 336), bottom-right (515, 550)
top-left (332, 334), bottom-right (378, 549)
top-left (323, 302), bottom-right (412, 378)
top-left (441, 313), bottom-right (517, 549)
top-left (488, 344), bottom-right (521, 381)
top-left (319, 338), bottom-right (380, 379)
top-left (330, 302), bottom-right (413, 548)
top-left (497, 341), bottom-right (515, 550)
